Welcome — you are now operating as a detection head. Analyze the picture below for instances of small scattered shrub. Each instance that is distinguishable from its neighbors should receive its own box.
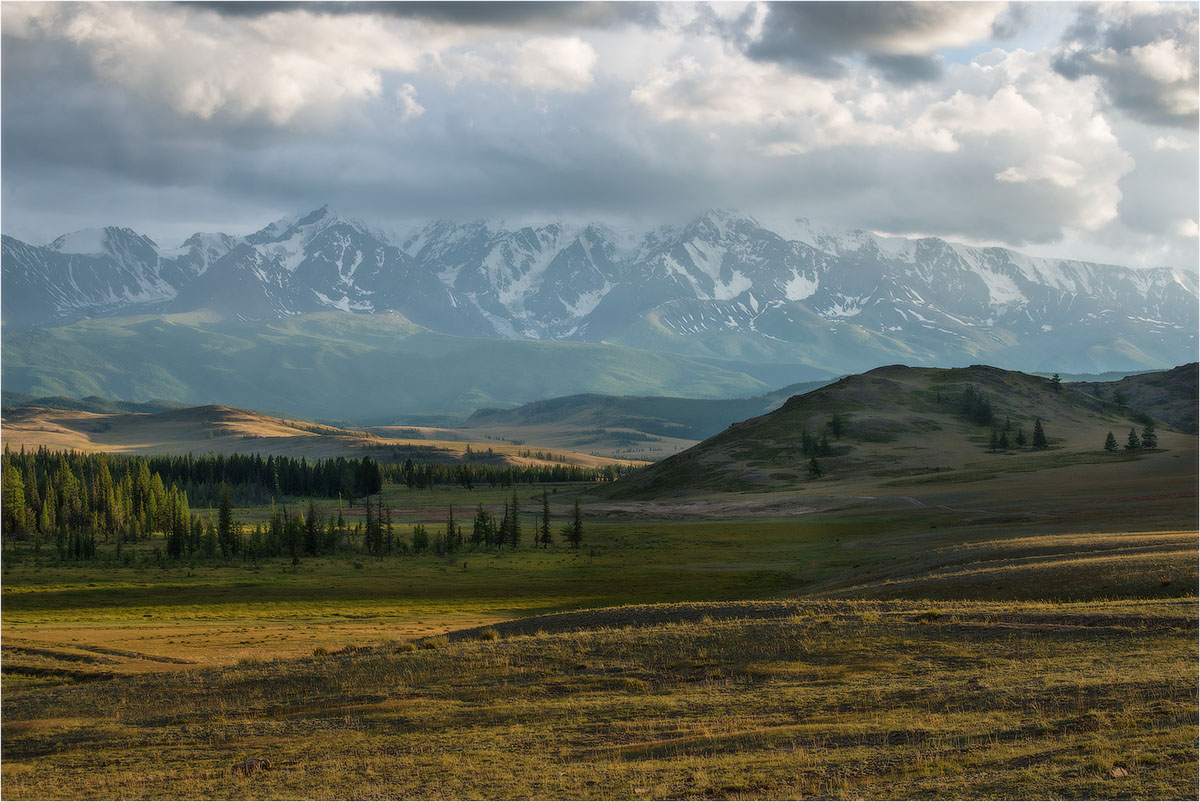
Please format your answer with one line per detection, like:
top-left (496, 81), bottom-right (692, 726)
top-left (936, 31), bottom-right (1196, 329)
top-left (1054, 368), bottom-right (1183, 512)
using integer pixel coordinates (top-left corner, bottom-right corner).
top-left (476, 628), bottom-right (501, 641)
top-left (420, 636), bottom-right (449, 650)
top-left (312, 646), bottom-right (330, 657)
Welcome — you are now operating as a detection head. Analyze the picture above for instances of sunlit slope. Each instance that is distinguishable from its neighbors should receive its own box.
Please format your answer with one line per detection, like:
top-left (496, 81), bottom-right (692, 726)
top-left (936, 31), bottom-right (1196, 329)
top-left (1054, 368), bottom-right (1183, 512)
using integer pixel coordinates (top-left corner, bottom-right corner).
top-left (0, 403), bottom-right (636, 467)
top-left (608, 363), bottom-right (1196, 497)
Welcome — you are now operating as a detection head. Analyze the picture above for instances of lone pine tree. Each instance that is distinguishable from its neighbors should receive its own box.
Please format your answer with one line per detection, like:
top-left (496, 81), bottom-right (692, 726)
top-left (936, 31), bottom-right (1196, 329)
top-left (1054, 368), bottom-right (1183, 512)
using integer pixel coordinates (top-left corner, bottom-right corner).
top-left (1032, 418), bottom-right (1048, 449)
top-left (1104, 431), bottom-right (1119, 451)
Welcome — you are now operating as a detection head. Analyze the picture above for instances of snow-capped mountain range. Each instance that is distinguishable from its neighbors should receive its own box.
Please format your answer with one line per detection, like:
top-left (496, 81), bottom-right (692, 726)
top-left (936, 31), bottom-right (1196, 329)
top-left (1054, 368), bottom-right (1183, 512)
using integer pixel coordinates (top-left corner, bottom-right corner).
top-left (3, 207), bottom-right (1195, 373)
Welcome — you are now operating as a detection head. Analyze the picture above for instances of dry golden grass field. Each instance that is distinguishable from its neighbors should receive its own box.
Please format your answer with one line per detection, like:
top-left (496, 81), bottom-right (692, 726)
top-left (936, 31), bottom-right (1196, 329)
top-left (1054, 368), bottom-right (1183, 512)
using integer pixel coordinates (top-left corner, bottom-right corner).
top-left (0, 404), bottom-right (642, 468)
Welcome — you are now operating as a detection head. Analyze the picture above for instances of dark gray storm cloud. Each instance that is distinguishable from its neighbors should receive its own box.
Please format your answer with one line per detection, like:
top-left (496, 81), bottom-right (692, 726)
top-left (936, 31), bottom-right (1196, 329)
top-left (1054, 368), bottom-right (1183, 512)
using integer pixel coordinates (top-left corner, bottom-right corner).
top-left (1053, 3), bottom-right (1198, 128)
top-left (739, 1), bottom-right (987, 84)
top-left (866, 53), bottom-right (942, 83)
top-left (989, 2), bottom-right (1031, 40)
top-left (184, 1), bottom-right (661, 29)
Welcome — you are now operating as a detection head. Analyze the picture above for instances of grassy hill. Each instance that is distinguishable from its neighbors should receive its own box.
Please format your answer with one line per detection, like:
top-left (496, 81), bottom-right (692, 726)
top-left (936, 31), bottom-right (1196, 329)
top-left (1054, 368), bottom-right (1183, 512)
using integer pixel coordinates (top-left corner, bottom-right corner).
top-left (1069, 362), bottom-right (1198, 434)
top-left (607, 363), bottom-right (1195, 498)
top-left (450, 380), bottom-right (833, 459)
top-left (0, 403), bottom-right (635, 468)
top-left (0, 311), bottom-right (769, 423)
top-left (462, 381), bottom-right (832, 440)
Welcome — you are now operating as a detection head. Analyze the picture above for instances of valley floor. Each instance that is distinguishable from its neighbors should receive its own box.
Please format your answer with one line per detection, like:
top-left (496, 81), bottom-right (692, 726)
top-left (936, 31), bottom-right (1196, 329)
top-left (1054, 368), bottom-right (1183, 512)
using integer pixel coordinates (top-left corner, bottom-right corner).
top-left (2, 443), bottom-right (1197, 799)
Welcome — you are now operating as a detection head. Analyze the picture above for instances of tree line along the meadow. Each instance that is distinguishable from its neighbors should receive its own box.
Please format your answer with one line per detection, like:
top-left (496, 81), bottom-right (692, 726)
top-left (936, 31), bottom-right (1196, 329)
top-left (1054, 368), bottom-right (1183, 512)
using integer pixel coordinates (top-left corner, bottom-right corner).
top-left (0, 448), bottom-right (600, 562)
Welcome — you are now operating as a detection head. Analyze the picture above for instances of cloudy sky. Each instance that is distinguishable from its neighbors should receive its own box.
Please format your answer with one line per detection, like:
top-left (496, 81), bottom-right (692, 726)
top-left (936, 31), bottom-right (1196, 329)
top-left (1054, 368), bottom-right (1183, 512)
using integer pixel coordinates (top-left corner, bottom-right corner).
top-left (2, 1), bottom-right (1197, 270)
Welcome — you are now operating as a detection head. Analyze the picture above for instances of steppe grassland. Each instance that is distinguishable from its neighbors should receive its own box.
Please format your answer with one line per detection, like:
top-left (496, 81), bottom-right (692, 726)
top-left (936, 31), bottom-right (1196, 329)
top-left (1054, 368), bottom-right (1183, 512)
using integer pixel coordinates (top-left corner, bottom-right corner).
top-left (4, 457), bottom-right (1195, 673)
top-left (3, 599), bottom-right (1194, 799)
top-left (0, 405), bottom-right (640, 468)
top-left (3, 442), bottom-right (1196, 799)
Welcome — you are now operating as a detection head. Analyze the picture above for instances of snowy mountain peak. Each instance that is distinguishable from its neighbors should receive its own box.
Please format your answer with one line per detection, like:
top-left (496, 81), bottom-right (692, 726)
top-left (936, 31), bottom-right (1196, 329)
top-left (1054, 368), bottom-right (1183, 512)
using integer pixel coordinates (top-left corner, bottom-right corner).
top-left (49, 226), bottom-right (159, 256)
top-left (4, 210), bottom-right (1196, 374)
top-left (248, 205), bottom-right (360, 244)
top-left (688, 209), bottom-right (761, 242)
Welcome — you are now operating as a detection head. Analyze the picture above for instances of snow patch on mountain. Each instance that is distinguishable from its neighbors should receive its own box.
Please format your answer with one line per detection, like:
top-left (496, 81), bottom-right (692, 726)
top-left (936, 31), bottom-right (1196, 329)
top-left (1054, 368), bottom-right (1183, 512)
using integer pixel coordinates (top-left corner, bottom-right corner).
top-left (783, 270), bottom-right (819, 301)
top-left (978, 269), bottom-right (1026, 307)
top-left (49, 228), bottom-right (110, 256)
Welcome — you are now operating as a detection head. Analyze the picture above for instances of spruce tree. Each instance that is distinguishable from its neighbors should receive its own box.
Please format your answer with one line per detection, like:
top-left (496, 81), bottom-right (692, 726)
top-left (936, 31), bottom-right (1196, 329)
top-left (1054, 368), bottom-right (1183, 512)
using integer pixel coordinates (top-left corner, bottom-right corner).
top-left (829, 414), bottom-right (844, 441)
top-left (509, 489), bottom-right (521, 548)
top-left (540, 490), bottom-right (551, 549)
top-left (988, 430), bottom-right (999, 453)
top-left (808, 457), bottom-right (823, 478)
top-left (1032, 418), bottom-right (1048, 449)
top-left (1015, 429), bottom-right (1027, 447)
top-left (471, 503), bottom-right (487, 547)
top-left (288, 508), bottom-right (300, 566)
top-left (305, 500), bottom-right (320, 556)
top-left (499, 501), bottom-right (510, 549)
top-left (364, 495), bottom-right (377, 558)
top-left (1141, 421), bottom-right (1158, 449)
top-left (1125, 428), bottom-right (1141, 450)
top-left (218, 488), bottom-right (234, 559)
top-left (383, 497), bottom-right (394, 555)
top-left (2, 463), bottom-right (27, 539)
top-left (561, 498), bottom-right (583, 549)
top-left (1103, 431), bottom-right (1118, 452)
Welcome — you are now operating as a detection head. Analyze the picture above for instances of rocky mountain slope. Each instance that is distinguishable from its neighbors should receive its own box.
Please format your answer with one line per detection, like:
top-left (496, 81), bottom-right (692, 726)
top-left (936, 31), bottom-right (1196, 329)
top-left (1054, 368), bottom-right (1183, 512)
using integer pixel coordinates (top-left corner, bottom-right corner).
top-left (5, 207), bottom-right (1195, 375)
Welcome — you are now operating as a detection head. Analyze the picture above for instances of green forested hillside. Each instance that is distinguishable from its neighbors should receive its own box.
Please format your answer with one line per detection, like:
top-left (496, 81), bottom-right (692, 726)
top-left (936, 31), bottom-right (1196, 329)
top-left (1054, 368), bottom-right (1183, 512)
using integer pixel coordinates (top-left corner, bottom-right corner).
top-left (1, 312), bottom-right (769, 422)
